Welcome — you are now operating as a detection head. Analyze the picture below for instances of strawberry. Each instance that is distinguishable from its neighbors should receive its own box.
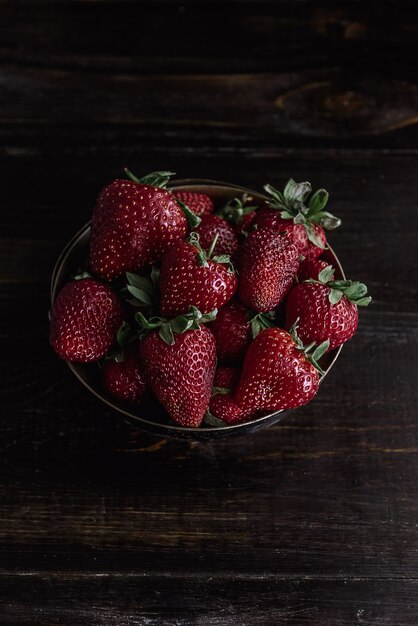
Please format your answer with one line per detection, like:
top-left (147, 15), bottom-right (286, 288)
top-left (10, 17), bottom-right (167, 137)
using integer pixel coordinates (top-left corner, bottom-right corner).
top-left (103, 345), bottom-right (146, 403)
top-left (159, 232), bottom-right (237, 318)
top-left (255, 179), bottom-right (341, 261)
top-left (172, 190), bottom-right (214, 217)
top-left (238, 228), bottom-right (299, 312)
top-left (89, 170), bottom-right (199, 281)
top-left (208, 392), bottom-right (252, 425)
top-left (50, 278), bottom-right (124, 362)
top-left (214, 365), bottom-right (240, 390)
top-left (196, 214), bottom-right (239, 256)
top-left (138, 308), bottom-right (217, 427)
top-left (298, 259), bottom-right (334, 282)
top-left (209, 299), bottom-right (275, 362)
top-left (235, 327), bottom-right (329, 413)
top-left (217, 194), bottom-right (258, 235)
top-left (285, 266), bottom-right (371, 350)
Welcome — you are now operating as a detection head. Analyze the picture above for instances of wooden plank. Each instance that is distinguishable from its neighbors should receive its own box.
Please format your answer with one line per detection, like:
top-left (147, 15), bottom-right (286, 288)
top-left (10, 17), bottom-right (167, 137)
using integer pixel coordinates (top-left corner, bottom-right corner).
top-left (1, 575), bottom-right (417, 625)
top-left (1, 3), bottom-right (418, 144)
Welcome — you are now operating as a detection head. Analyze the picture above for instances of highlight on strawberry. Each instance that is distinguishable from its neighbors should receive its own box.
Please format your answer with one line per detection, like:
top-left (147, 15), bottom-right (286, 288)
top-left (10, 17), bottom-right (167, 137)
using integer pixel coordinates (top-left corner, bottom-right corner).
top-left (50, 170), bottom-right (371, 429)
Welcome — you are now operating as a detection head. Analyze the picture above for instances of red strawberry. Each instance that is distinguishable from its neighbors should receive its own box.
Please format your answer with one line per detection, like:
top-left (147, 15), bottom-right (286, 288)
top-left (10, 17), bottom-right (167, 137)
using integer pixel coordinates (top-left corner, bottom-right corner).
top-left (196, 214), bottom-right (239, 256)
top-left (238, 228), bottom-right (299, 312)
top-left (208, 392), bottom-right (252, 425)
top-left (172, 190), bottom-right (214, 217)
top-left (50, 278), bottom-right (123, 362)
top-left (138, 308), bottom-right (217, 427)
top-left (235, 327), bottom-right (328, 412)
top-left (209, 299), bottom-right (275, 362)
top-left (214, 365), bottom-right (240, 390)
top-left (89, 170), bottom-right (198, 281)
top-left (217, 194), bottom-right (258, 235)
top-left (159, 233), bottom-right (237, 318)
top-left (256, 179), bottom-right (341, 261)
top-left (285, 268), bottom-right (371, 350)
top-left (298, 259), bottom-right (334, 282)
top-left (253, 208), bottom-right (326, 261)
top-left (103, 345), bottom-right (146, 403)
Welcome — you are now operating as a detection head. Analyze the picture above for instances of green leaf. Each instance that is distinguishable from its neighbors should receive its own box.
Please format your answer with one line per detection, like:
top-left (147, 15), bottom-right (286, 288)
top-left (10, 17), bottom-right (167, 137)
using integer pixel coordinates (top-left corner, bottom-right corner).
top-left (330, 280), bottom-right (352, 289)
top-left (293, 212), bottom-right (307, 225)
top-left (159, 324), bottom-right (175, 346)
top-left (203, 412), bottom-right (227, 427)
top-left (285, 180), bottom-right (312, 204)
top-left (305, 224), bottom-right (326, 249)
top-left (201, 308), bottom-right (218, 323)
top-left (263, 184), bottom-right (285, 205)
top-left (317, 212), bottom-right (341, 231)
top-left (329, 289), bottom-right (343, 305)
top-left (280, 210), bottom-right (294, 220)
top-left (74, 271), bottom-right (93, 280)
top-left (356, 296), bottom-right (372, 307)
top-left (311, 340), bottom-right (330, 362)
top-left (124, 169), bottom-right (175, 188)
top-left (170, 316), bottom-right (193, 334)
top-left (177, 199), bottom-right (201, 228)
top-left (318, 265), bottom-right (335, 284)
top-left (117, 321), bottom-right (132, 347)
top-left (251, 318), bottom-right (261, 339)
top-left (212, 254), bottom-right (230, 264)
top-left (308, 188), bottom-right (329, 213)
top-left (343, 282), bottom-right (368, 301)
top-left (126, 272), bottom-right (154, 294)
top-left (127, 285), bottom-right (153, 305)
top-left (135, 312), bottom-right (161, 331)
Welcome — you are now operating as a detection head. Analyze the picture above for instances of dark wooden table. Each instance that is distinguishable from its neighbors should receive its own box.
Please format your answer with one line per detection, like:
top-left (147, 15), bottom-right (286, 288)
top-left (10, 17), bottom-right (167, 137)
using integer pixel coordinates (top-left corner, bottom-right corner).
top-left (2, 1), bottom-right (418, 624)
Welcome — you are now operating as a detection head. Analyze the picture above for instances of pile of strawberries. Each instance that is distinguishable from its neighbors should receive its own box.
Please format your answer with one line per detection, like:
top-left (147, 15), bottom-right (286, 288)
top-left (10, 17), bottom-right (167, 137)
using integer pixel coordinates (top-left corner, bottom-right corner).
top-left (50, 170), bottom-right (371, 428)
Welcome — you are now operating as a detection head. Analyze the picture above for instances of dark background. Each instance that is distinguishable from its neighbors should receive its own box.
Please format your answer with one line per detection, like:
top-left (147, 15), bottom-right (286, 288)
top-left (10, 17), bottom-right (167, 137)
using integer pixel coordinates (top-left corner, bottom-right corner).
top-left (2, 1), bottom-right (418, 624)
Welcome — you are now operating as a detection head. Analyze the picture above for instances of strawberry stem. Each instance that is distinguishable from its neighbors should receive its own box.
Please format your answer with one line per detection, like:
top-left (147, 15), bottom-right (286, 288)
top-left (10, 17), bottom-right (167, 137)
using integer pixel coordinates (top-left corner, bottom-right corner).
top-left (207, 233), bottom-right (219, 259)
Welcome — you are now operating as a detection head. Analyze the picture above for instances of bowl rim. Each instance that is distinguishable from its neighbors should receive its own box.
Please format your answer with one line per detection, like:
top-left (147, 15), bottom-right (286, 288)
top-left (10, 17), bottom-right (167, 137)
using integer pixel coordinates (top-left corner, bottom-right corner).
top-left (50, 178), bottom-right (344, 438)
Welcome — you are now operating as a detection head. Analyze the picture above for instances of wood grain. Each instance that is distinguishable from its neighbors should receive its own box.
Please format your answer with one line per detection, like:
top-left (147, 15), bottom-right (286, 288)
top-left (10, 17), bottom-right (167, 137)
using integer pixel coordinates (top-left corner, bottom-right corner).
top-left (1, 1), bottom-right (418, 624)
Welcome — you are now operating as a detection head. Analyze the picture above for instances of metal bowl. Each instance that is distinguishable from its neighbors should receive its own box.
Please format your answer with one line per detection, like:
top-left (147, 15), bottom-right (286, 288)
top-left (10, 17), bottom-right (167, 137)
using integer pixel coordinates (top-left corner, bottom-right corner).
top-left (50, 179), bottom-right (343, 441)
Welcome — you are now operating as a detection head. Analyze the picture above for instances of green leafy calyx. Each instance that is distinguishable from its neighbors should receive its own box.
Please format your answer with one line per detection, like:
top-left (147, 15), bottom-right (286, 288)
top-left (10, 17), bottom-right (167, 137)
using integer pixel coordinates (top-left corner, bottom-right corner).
top-left (263, 179), bottom-right (341, 246)
top-left (217, 193), bottom-right (258, 227)
top-left (135, 306), bottom-right (218, 346)
top-left (175, 198), bottom-right (202, 229)
top-left (124, 168), bottom-right (175, 189)
top-left (188, 232), bottom-right (234, 272)
top-left (307, 267), bottom-right (372, 307)
top-left (122, 269), bottom-right (159, 309)
top-left (248, 310), bottom-right (276, 338)
top-left (289, 319), bottom-right (330, 375)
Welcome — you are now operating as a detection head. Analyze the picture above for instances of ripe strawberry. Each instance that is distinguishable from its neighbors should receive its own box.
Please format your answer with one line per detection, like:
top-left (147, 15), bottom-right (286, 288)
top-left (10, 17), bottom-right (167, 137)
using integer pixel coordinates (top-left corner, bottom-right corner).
top-left (285, 267), bottom-right (371, 350)
top-left (196, 214), bottom-right (239, 256)
top-left (214, 365), bottom-right (240, 390)
top-left (209, 299), bottom-right (275, 362)
top-left (208, 392), bottom-right (252, 425)
top-left (172, 190), bottom-right (214, 217)
top-left (159, 232), bottom-right (237, 318)
top-left (103, 345), bottom-right (146, 403)
top-left (238, 228), bottom-right (299, 312)
top-left (89, 170), bottom-right (199, 281)
top-left (235, 327), bottom-right (329, 412)
top-left (50, 278), bottom-right (123, 362)
top-left (217, 194), bottom-right (258, 235)
top-left (298, 259), bottom-right (334, 282)
top-left (255, 179), bottom-right (341, 261)
top-left (138, 308), bottom-right (217, 427)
